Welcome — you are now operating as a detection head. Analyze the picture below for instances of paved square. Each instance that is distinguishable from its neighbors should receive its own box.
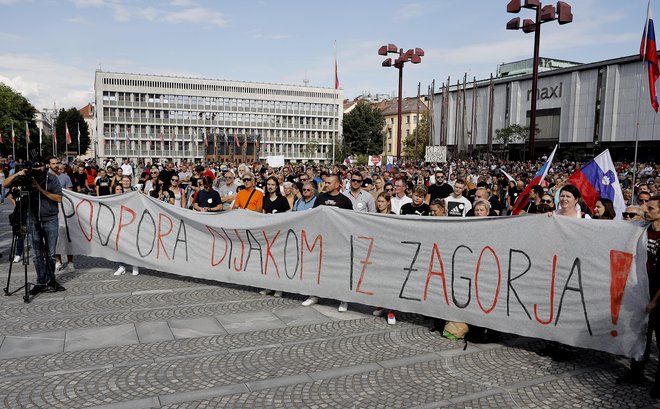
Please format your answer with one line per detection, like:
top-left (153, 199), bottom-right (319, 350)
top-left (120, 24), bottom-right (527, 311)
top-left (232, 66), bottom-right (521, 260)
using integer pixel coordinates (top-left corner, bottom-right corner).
top-left (0, 201), bottom-right (659, 408)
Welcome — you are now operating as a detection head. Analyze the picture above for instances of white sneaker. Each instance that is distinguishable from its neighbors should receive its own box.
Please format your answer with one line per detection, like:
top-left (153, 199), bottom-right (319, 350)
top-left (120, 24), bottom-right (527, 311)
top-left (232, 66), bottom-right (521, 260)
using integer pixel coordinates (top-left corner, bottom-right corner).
top-left (274, 291), bottom-right (282, 298)
top-left (259, 289), bottom-right (273, 295)
top-left (338, 302), bottom-right (348, 312)
top-left (387, 312), bottom-right (396, 325)
top-left (372, 308), bottom-right (384, 317)
top-left (302, 296), bottom-right (318, 307)
top-left (113, 266), bottom-right (126, 276)
top-left (55, 261), bottom-right (63, 271)
top-left (12, 255), bottom-right (21, 263)
top-left (66, 263), bottom-right (75, 273)
top-left (132, 266), bottom-right (139, 276)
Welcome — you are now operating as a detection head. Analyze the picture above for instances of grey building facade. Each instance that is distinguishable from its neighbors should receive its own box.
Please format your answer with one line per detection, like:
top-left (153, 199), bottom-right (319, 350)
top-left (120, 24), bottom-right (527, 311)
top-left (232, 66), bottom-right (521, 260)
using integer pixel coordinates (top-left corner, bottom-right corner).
top-left (432, 54), bottom-right (660, 160)
top-left (94, 71), bottom-right (343, 163)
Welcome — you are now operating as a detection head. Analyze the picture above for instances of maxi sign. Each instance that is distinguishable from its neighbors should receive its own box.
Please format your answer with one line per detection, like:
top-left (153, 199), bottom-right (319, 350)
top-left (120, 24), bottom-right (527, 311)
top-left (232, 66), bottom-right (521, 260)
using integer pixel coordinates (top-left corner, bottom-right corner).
top-left (58, 191), bottom-right (649, 358)
top-left (527, 82), bottom-right (563, 102)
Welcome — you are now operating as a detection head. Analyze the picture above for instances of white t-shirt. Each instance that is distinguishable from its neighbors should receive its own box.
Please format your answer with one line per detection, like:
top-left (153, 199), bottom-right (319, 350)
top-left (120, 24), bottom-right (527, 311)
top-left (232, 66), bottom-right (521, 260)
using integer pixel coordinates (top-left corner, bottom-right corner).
top-left (445, 195), bottom-right (472, 217)
top-left (121, 163), bottom-right (133, 178)
top-left (391, 194), bottom-right (413, 215)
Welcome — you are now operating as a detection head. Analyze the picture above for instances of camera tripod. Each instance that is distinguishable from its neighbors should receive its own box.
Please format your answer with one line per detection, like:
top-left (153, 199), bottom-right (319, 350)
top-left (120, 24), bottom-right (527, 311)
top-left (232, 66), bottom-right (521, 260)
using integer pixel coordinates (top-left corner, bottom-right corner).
top-left (3, 190), bottom-right (57, 303)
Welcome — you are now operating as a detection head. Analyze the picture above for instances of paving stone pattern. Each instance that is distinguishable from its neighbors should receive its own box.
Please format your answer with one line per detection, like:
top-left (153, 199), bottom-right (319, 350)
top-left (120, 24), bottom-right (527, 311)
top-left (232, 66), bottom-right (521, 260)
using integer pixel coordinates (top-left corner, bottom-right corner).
top-left (0, 205), bottom-right (658, 408)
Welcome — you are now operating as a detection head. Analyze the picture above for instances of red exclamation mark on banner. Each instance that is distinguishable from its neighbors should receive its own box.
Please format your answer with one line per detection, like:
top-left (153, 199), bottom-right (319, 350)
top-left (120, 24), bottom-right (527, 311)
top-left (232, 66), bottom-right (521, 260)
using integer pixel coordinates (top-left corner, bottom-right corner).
top-left (610, 250), bottom-right (634, 337)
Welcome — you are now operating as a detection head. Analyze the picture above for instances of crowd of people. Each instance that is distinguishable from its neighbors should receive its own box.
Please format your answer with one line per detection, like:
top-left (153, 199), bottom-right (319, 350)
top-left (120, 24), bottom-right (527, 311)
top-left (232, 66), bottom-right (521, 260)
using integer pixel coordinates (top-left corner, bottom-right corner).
top-left (2, 154), bottom-right (659, 395)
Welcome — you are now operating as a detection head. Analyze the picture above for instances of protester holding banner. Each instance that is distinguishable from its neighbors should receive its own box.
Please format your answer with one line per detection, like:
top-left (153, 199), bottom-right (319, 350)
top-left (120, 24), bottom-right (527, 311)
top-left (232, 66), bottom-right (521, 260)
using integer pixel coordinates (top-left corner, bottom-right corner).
top-left (429, 198), bottom-right (447, 217)
top-left (400, 185), bottom-right (430, 216)
top-left (555, 185), bottom-right (591, 219)
top-left (262, 176), bottom-right (290, 214)
top-left (217, 171), bottom-right (239, 211)
top-left (293, 182), bottom-right (317, 211)
top-left (618, 196), bottom-right (660, 397)
top-left (170, 176), bottom-right (186, 208)
top-left (113, 182), bottom-right (139, 276)
top-left (445, 179), bottom-right (472, 217)
top-left (193, 176), bottom-right (223, 212)
top-left (304, 174), bottom-right (352, 310)
top-left (233, 172), bottom-right (263, 212)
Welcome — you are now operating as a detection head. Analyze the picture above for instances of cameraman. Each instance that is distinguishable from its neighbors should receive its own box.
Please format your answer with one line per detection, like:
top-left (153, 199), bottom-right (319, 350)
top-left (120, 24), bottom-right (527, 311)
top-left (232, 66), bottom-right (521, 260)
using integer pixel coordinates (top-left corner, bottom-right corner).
top-left (3, 158), bottom-right (65, 295)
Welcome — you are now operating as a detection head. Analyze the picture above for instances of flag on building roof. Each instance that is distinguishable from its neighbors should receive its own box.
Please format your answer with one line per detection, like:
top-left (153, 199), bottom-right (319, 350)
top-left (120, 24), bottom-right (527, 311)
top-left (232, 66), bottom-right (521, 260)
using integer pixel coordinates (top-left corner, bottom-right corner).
top-left (567, 149), bottom-right (626, 220)
top-left (641, 0), bottom-right (660, 112)
top-left (511, 145), bottom-right (557, 215)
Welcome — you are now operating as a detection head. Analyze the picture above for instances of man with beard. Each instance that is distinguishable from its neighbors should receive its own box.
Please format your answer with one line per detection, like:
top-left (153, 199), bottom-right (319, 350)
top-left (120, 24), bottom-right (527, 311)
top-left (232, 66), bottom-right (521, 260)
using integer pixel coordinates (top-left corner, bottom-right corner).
top-left (3, 157), bottom-right (65, 295)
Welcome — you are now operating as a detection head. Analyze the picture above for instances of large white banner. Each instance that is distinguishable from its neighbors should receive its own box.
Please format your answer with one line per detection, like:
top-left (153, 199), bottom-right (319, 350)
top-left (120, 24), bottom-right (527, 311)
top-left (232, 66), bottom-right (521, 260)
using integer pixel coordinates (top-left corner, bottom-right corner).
top-left (59, 191), bottom-right (649, 358)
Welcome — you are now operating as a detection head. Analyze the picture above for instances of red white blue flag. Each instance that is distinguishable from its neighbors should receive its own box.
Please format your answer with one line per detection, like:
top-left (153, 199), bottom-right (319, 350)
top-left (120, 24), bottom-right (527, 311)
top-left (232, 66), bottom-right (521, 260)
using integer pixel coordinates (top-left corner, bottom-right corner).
top-left (511, 145), bottom-right (557, 215)
top-left (641, 0), bottom-right (660, 112)
top-left (567, 149), bottom-right (626, 220)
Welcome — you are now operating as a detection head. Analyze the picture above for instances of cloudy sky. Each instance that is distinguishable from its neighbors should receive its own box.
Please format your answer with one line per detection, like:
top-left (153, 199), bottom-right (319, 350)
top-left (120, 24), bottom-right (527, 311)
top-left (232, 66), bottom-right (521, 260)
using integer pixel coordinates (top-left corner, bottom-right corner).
top-left (0, 0), bottom-right (647, 111)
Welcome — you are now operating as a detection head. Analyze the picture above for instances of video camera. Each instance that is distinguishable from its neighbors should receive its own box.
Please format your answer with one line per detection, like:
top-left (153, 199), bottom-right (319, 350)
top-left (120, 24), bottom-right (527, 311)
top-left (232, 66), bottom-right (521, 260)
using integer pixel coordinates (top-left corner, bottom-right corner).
top-left (10, 159), bottom-right (46, 191)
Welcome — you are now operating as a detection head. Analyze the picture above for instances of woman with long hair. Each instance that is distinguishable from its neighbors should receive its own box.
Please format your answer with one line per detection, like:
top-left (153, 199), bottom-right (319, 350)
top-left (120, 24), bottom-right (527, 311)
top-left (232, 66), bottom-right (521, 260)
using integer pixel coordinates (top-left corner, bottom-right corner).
top-left (375, 192), bottom-right (394, 214)
top-left (593, 197), bottom-right (616, 220)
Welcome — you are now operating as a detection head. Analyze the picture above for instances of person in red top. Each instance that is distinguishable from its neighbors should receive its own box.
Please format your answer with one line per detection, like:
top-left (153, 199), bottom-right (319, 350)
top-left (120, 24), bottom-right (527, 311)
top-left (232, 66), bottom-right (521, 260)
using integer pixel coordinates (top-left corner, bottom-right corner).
top-left (201, 164), bottom-right (215, 181)
top-left (84, 165), bottom-right (97, 187)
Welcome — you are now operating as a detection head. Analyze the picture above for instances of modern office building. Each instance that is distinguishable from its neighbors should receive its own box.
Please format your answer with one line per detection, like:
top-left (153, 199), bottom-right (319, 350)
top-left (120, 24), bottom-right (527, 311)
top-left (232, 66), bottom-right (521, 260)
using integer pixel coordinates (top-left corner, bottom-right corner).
top-left (432, 54), bottom-right (660, 161)
top-left (94, 71), bottom-right (343, 163)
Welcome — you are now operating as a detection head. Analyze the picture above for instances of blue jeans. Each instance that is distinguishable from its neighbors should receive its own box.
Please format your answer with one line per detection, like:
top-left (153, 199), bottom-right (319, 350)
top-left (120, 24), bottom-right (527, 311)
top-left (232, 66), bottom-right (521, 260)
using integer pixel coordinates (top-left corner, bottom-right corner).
top-left (29, 216), bottom-right (58, 285)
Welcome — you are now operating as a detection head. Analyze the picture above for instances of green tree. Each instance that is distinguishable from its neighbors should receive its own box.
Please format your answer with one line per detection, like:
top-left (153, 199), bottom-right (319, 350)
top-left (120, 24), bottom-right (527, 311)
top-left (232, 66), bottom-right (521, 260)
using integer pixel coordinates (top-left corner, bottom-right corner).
top-left (342, 100), bottom-right (385, 156)
top-left (403, 111), bottom-right (429, 160)
top-left (0, 83), bottom-right (37, 158)
top-left (495, 123), bottom-right (539, 160)
top-left (494, 124), bottom-right (531, 145)
top-left (54, 108), bottom-right (90, 158)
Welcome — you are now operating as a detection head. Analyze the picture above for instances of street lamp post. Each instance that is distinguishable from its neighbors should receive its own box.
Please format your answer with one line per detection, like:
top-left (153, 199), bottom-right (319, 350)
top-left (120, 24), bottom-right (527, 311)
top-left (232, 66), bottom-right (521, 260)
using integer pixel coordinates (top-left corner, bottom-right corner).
top-left (378, 44), bottom-right (424, 161)
top-left (506, 0), bottom-right (572, 159)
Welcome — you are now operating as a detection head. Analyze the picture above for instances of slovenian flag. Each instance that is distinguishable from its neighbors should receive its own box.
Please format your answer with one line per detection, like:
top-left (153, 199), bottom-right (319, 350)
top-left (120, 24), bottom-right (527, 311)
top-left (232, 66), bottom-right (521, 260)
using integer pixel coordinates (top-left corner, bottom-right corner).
top-left (567, 149), bottom-right (626, 220)
top-left (641, 0), bottom-right (660, 112)
top-left (511, 145), bottom-right (557, 215)
top-left (66, 123), bottom-right (72, 144)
